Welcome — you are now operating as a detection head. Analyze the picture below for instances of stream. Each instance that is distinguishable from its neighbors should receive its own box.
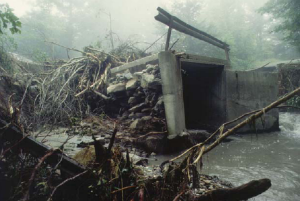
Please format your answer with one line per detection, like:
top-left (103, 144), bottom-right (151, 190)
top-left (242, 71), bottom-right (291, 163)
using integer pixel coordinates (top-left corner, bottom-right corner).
top-left (153, 112), bottom-right (300, 201)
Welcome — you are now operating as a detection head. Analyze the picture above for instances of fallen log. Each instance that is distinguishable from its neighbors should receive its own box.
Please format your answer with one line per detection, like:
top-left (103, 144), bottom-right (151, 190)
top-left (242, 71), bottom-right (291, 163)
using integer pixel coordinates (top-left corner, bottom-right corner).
top-left (193, 178), bottom-right (271, 201)
top-left (0, 119), bottom-right (85, 176)
top-left (171, 86), bottom-right (300, 162)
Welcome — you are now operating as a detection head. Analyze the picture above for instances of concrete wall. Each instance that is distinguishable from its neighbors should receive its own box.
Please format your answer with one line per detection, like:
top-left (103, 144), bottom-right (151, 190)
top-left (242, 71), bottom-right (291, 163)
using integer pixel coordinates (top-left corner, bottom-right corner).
top-left (226, 70), bottom-right (279, 132)
top-left (158, 51), bottom-right (186, 139)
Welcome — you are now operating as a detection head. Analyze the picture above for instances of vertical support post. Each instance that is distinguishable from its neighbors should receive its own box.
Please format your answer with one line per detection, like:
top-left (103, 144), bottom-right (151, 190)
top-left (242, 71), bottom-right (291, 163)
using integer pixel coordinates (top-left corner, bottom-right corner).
top-left (225, 48), bottom-right (231, 69)
top-left (165, 17), bottom-right (173, 51)
top-left (165, 27), bottom-right (172, 51)
top-left (159, 51), bottom-right (186, 139)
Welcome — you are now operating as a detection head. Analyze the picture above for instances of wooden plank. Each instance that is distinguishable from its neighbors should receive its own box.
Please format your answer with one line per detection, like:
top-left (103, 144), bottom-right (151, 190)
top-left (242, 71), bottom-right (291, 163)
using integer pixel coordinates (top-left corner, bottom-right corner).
top-left (0, 119), bottom-right (85, 176)
top-left (155, 7), bottom-right (229, 50)
top-left (111, 54), bottom-right (158, 74)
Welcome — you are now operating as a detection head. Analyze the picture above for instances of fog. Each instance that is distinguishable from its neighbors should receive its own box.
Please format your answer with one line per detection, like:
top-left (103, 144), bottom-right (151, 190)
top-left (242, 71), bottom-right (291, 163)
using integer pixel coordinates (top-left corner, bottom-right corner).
top-left (2, 0), bottom-right (300, 69)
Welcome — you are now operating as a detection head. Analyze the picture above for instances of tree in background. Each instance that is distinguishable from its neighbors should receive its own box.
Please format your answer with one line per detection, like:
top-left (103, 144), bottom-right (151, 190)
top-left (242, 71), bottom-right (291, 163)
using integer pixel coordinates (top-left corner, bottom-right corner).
top-left (0, 4), bottom-right (21, 72)
top-left (259, 0), bottom-right (300, 52)
top-left (163, 0), bottom-right (298, 69)
top-left (0, 4), bottom-right (21, 34)
top-left (13, 0), bottom-right (107, 61)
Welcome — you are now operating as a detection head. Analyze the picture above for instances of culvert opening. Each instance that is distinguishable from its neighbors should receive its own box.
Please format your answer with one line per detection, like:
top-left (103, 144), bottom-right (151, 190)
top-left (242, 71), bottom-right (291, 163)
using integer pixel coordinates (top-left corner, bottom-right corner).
top-left (181, 62), bottom-right (225, 130)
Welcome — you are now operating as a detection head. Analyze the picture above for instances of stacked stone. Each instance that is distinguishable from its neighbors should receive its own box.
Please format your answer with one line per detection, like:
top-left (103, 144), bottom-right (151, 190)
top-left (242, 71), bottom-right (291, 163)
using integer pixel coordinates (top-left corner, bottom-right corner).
top-left (106, 64), bottom-right (165, 132)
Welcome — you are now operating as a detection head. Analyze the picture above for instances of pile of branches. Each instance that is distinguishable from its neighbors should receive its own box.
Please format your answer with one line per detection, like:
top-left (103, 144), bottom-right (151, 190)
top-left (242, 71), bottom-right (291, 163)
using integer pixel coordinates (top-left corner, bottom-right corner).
top-left (0, 44), bottom-right (148, 130)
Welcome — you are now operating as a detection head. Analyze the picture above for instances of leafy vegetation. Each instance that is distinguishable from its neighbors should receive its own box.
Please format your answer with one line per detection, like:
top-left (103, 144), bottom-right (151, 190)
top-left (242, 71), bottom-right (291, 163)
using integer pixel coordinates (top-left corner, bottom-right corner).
top-left (0, 4), bottom-right (21, 34)
top-left (0, 4), bottom-right (21, 73)
top-left (259, 0), bottom-right (300, 51)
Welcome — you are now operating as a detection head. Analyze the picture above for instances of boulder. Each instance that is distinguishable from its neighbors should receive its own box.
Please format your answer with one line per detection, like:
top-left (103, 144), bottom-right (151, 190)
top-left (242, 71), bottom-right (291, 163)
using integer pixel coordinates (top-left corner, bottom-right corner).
top-left (130, 119), bottom-right (144, 130)
top-left (154, 97), bottom-right (164, 111)
top-left (107, 83), bottom-right (126, 94)
top-left (135, 133), bottom-right (166, 153)
top-left (133, 72), bottom-right (143, 79)
top-left (141, 116), bottom-right (152, 121)
top-left (128, 97), bottom-right (137, 105)
top-left (123, 71), bottom-right (133, 80)
top-left (141, 73), bottom-right (161, 89)
top-left (128, 102), bottom-right (146, 113)
top-left (141, 74), bottom-right (155, 88)
top-left (126, 79), bottom-right (139, 90)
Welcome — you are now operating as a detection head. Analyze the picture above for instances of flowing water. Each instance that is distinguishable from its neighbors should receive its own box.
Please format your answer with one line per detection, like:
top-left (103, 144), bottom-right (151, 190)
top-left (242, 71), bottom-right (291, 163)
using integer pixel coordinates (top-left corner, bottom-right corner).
top-left (153, 112), bottom-right (300, 201)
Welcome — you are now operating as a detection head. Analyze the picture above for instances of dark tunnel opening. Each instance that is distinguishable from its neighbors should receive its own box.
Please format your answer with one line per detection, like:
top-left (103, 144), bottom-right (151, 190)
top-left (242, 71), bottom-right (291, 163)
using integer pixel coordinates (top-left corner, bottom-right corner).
top-left (181, 62), bottom-right (225, 130)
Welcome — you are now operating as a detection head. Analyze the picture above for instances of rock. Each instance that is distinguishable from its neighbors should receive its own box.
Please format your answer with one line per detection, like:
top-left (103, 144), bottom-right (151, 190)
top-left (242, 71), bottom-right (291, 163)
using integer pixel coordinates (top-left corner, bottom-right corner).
top-left (126, 79), bottom-right (139, 90)
top-left (128, 102), bottom-right (146, 113)
top-left (135, 159), bottom-right (148, 166)
top-left (143, 135), bottom-right (166, 153)
top-left (141, 108), bottom-right (152, 113)
top-left (133, 72), bottom-right (143, 79)
top-left (107, 83), bottom-right (126, 94)
top-left (150, 152), bottom-right (156, 156)
top-left (128, 97), bottom-right (137, 105)
top-left (123, 71), bottom-right (133, 80)
top-left (129, 113), bottom-right (135, 119)
top-left (122, 153), bottom-right (143, 164)
top-left (146, 64), bottom-right (155, 73)
top-left (130, 119), bottom-right (144, 130)
top-left (188, 130), bottom-right (212, 143)
top-left (141, 74), bottom-right (155, 88)
top-left (203, 180), bottom-right (211, 184)
top-left (135, 113), bottom-right (146, 118)
top-left (154, 97), bottom-right (164, 111)
top-left (141, 116), bottom-right (152, 121)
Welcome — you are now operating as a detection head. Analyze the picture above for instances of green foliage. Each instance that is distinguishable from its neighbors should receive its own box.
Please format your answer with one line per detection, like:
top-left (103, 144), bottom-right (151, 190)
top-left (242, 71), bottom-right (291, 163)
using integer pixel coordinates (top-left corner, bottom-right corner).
top-left (0, 33), bottom-right (18, 73)
top-left (259, 0), bottom-right (300, 51)
top-left (0, 4), bottom-right (21, 34)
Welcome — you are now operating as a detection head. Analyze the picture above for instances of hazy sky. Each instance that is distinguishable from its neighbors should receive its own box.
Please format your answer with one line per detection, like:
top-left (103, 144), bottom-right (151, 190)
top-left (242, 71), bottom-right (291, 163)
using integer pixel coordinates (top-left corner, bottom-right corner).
top-left (1, 0), bottom-right (35, 16)
top-left (2, 0), bottom-right (174, 49)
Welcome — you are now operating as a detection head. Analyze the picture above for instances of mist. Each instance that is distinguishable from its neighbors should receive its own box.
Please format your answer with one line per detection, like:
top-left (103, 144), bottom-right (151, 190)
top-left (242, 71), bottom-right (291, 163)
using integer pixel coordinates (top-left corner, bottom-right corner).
top-left (3, 0), bottom-right (300, 69)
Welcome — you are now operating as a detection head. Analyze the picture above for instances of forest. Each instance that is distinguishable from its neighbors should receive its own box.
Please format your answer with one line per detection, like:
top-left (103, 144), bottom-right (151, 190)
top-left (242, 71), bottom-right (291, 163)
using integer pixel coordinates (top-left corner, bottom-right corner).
top-left (1, 0), bottom-right (300, 201)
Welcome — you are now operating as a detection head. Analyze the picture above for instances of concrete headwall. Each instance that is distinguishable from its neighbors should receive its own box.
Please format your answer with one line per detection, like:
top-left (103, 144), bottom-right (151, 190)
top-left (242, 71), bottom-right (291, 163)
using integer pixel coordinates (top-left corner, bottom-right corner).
top-left (226, 70), bottom-right (279, 132)
top-left (158, 51), bottom-right (186, 139)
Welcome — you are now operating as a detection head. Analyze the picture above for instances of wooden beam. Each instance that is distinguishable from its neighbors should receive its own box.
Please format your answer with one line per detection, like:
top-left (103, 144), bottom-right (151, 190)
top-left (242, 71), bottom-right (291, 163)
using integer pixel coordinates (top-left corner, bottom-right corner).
top-left (155, 7), bottom-right (230, 51)
top-left (0, 119), bottom-right (85, 176)
top-left (111, 54), bottom-right (158, 74)
top-left (193, 178), bottom-right (271, 201)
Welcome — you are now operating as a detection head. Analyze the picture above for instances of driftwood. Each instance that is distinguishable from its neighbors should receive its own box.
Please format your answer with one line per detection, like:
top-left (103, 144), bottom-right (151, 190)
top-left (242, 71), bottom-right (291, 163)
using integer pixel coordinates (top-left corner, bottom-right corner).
top-left (171, 86), bottom-right (300, 162)
top-left (193, 178), bottom-right (271, 201)
top-left (0, 119), bottom-right (85, 176)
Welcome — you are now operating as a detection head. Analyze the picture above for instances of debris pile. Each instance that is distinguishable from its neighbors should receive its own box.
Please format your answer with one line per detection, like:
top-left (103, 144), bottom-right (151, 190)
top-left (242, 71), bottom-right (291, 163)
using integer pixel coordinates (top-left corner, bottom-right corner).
top-left (106, 63), bottom-right (166, 133)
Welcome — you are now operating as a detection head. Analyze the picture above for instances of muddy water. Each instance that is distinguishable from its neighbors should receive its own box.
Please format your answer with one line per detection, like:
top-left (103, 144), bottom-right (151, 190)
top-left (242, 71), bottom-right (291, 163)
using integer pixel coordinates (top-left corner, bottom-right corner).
top-left (153, 112), bottom-right (300, 201)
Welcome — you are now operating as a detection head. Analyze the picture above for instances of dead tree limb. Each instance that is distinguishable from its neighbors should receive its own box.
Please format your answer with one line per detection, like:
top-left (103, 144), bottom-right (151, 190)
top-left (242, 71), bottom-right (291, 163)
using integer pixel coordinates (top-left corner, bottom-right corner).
top-left (204, 86), bottom-right (300, 154)
top-left (48, 170), bottom-right (88, 201)
top-left (23, 149), bottom-right (59, 201)
top-left (92, 89), bottom-right (110, 100)
top-left (171, 86), bottom-right (300, 162)
top-left (193, 178), bottom-right (271, 201)
top-left (108, 125), bottom-right (118, 153)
